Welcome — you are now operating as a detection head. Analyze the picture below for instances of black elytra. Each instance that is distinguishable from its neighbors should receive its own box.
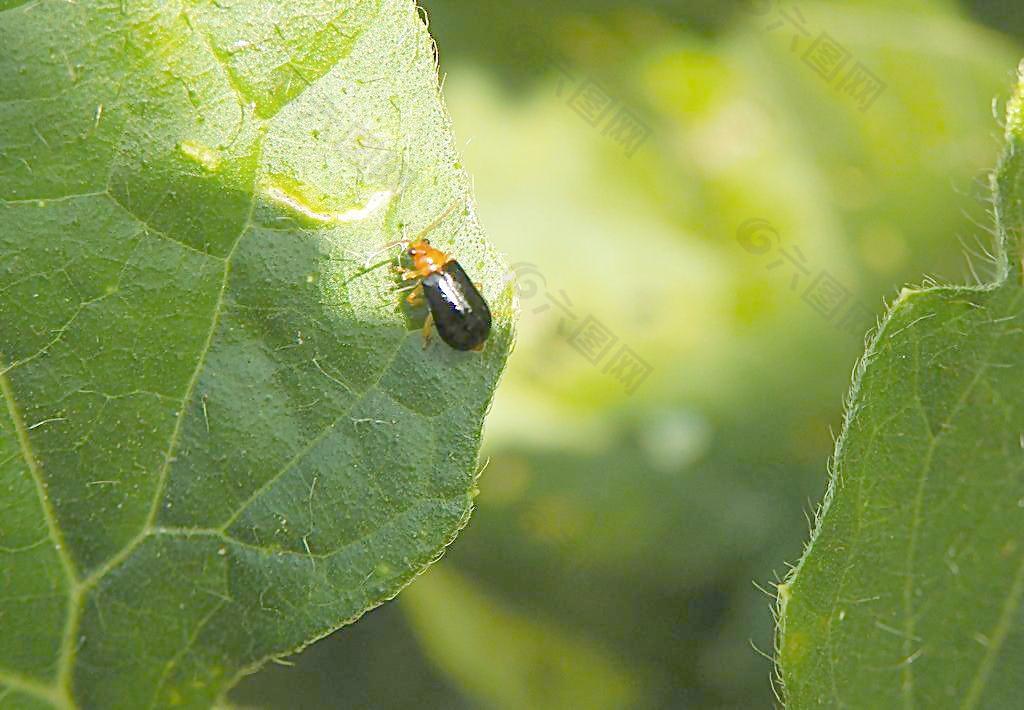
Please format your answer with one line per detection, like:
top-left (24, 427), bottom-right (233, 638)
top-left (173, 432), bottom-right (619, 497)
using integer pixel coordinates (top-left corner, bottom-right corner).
top-left (421, 260), bottom-right (492, 351)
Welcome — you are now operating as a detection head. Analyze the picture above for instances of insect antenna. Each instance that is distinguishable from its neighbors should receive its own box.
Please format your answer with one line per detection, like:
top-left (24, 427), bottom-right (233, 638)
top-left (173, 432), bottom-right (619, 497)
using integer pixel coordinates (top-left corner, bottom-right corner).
top-left (362, 200), bottom-right (462, 268)
top-left (361, 238), bottom-right (411, 268)
top-left (410, 201), bottom-right (461, 242)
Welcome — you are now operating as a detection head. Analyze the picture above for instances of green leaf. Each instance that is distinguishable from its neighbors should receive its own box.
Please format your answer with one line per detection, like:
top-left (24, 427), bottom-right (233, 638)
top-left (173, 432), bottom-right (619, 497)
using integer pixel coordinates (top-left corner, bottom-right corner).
top-left (778, 62), bottom-right (1024, 707)
top-left (0, 1), bottom-right (513, 707)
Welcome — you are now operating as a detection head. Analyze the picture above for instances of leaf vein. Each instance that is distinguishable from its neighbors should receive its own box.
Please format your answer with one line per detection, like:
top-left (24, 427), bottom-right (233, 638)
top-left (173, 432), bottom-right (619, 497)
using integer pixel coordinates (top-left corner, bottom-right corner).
top-left (147, 598), bottom-right (228, 710)
top-left (219, 339), bottom-right (410, 533)
top-left (0, 372), bottom-right (79, 583)
top-left (105, 192), bottom-right (228, 261)
top-left (961, 553), bottom-right (1024, 709)
top-left (0, 667), bottom-right (67, 709)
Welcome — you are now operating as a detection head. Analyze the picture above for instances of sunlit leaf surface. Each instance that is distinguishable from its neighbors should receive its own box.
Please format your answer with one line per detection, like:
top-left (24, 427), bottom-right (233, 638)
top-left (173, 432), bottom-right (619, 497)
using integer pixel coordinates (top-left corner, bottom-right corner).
top-left (0, 1), bottom-right (513, 707)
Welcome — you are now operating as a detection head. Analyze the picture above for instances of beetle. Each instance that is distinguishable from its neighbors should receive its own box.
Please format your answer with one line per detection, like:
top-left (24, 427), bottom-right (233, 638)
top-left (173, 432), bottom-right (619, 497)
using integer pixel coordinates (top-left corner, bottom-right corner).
top-left (391, 204), bottom-right (492, 352)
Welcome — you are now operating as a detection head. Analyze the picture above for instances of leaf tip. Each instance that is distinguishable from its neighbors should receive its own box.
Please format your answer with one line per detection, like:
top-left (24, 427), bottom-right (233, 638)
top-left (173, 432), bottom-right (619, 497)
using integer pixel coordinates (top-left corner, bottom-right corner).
top-left (994, 59), bottom-right (1024, 284)
top-left (1008, 59), bottom-right (1024, 142)
top-left (894, 286), bottom-right (920, 305)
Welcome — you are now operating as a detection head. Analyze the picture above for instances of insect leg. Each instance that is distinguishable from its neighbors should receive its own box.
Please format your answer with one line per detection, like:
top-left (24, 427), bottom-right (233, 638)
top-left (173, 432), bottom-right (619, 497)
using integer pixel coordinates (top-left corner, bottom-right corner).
top-left (405, 283), bottom-right (425, 306)
top-left (421, 310), bottom-right (434, 349)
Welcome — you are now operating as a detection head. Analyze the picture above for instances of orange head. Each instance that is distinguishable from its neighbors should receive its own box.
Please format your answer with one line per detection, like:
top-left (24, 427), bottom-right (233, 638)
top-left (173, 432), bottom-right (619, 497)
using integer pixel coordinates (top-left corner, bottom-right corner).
top-left (406, 239), bottom-right (451, 277)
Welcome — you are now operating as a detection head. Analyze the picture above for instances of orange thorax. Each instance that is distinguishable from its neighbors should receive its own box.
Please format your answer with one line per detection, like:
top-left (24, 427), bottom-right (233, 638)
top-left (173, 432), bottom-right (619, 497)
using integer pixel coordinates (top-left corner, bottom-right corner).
top-left (408, 240), bottom-right (452, 276)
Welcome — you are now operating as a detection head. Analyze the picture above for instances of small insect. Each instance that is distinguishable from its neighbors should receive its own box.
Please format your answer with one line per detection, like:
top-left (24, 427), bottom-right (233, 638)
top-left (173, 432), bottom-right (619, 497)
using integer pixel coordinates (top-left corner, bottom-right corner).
top-left (386, 204), bottom-right (492, 352)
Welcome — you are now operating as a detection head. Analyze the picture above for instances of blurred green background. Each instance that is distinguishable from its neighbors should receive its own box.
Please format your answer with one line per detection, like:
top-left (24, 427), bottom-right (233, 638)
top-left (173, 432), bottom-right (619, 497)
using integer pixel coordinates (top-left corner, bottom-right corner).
top-left (232, 1), bottom-right (1024, 707)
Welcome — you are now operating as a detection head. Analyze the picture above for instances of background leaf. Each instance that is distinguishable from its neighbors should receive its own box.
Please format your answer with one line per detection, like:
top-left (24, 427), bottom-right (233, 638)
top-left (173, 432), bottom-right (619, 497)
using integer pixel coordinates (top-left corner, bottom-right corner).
top-left (400, 567), bottom-right (636, 710)
top-left (778, 63), bottom-right (1024, 706)
top-left (0, 1), bottom-right (513, 707)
